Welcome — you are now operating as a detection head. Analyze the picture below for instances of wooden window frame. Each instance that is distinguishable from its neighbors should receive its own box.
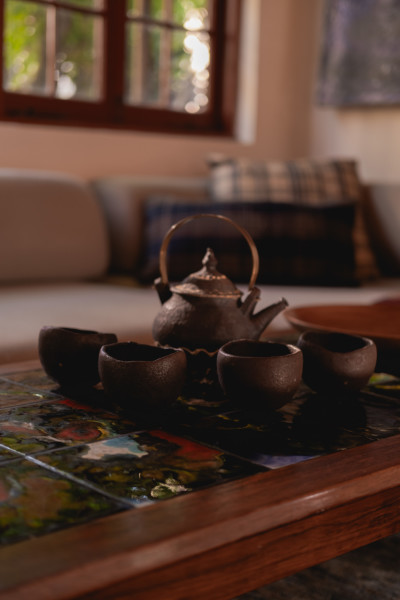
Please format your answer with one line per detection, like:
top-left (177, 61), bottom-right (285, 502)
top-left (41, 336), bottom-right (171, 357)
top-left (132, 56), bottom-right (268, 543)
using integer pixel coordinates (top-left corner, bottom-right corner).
top-left (0, 0), bottom-right (241, 136)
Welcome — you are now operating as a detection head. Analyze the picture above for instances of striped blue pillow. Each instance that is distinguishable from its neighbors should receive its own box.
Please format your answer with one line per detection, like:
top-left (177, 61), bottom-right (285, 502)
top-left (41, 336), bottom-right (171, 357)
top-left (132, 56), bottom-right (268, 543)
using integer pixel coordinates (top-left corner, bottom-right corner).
top-left (138, 197), bottom-right (358, 286)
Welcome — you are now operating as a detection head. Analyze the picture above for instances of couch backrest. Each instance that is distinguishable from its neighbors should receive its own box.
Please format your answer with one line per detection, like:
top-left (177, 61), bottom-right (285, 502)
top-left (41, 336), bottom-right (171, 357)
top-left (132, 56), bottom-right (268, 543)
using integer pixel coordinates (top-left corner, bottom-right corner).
top-left (92, 175), bottom-right (209, 273)
top-left (364, 184), bottom-right (400, 276)
top-left (0, 168), bottom-right (110, 283)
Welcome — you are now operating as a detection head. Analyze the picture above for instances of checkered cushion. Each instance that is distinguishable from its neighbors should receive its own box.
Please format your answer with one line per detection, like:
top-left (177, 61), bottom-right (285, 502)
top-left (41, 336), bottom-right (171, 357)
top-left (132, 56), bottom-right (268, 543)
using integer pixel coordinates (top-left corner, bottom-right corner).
top-left (208, 157), bottom-right (379, 282)
top-left (208, 157), bottom-right (362, 205)
top-left (138, 197), bottom-right (358, 286)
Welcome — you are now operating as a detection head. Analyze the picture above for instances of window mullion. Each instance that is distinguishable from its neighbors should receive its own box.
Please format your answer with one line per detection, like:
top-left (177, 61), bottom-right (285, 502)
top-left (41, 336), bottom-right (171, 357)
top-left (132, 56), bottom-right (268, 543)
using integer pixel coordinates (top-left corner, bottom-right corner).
top-left (159, 0), bottom-right (172, 107)
top-left (0, 0), bottom-right (4, 114)
top-left (104, 0), bottom-right (125, 120)
top-left (46, 3), bottom-right (56, 95)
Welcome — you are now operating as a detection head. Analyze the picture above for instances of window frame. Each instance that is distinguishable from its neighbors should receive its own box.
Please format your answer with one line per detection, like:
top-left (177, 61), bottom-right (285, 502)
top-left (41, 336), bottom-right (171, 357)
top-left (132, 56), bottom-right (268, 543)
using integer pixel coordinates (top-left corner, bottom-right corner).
top-left (0, 0), bottom-right (241, 136)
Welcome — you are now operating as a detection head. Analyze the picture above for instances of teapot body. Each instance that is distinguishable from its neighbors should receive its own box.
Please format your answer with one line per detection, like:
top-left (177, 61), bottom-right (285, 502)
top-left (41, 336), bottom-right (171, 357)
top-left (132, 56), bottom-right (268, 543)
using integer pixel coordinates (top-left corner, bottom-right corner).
top-left (152, 293), bottom-right (261, 352)
top-left (151, 215), bottom-right (288, 353)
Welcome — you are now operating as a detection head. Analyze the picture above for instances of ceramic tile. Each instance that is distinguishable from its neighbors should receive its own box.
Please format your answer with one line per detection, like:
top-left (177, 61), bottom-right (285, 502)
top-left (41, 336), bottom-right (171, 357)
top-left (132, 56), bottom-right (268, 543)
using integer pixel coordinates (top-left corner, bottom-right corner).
top-left (37, 430), bottom-right (264, 505)
top-left (0, 444), bottom-right (20, 464)
top-left (366, 373), bottom-right (400, 400)
top-left (0, 379), bottom-right (56, 409)
top-left (171, 382), bottom-right (400, 464)
top-left (1, 368), bottom-right (57, 391)
top-left (0, 399), bottom-right (139, 455)
top-left (0, 458), bottom-right (125, 547)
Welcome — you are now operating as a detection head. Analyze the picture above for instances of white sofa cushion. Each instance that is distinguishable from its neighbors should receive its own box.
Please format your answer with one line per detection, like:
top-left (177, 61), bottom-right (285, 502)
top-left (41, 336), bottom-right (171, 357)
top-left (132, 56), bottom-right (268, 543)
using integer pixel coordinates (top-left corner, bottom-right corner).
top-left (0, 282), bottom-right (160, 364)
top-left (1, 280), bottom-right (400, 365)
top-left (0, 168), bottom-right (109, 282)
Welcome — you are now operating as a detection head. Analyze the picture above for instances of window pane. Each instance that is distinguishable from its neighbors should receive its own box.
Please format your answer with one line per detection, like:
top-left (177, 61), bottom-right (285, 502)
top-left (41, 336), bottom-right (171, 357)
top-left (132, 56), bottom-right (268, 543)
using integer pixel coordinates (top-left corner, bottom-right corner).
top-left (170, 29), bottom-right (210, 113)
top-left (173, 0), bottom-right (210, 29)
top-left (3, 0), bottom-right (48, 95)
top-left (56, 0), bottom-right (104, 9)
top-left (55, 8), bottom-right (103, 100)
top-left (125, 21), bottom-right (210, 112)
top-left (127, 0), bottom-right (164, 20)
top-left (125, 23), bottom-right (161, 105)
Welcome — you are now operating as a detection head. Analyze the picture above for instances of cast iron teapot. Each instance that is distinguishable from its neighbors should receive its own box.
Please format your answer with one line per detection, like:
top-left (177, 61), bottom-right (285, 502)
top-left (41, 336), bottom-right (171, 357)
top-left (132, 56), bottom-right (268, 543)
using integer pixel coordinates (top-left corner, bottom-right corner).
top-left (152, 214), bottom-right (288, 353)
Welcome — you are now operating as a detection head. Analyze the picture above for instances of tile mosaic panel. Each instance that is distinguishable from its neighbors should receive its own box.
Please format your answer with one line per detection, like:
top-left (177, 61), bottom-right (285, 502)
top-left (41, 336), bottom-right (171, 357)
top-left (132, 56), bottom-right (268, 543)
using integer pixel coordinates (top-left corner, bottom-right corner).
top-left (0, 459), bottom-right (126, 546)
top-left (0, 379), bottom-right (56, 409)
top-left (0, 445), bottom-right (20, 464)
top-left (0, 399), bottom-right (138, 455)
top-left (37, 430), bottom-right (263, 505)
top-left (1, 369), bottom-right (58, 392)
top-left (1, 365), bottom-right (400, 550)
top-left (171, 377), bottom-right (400, 467)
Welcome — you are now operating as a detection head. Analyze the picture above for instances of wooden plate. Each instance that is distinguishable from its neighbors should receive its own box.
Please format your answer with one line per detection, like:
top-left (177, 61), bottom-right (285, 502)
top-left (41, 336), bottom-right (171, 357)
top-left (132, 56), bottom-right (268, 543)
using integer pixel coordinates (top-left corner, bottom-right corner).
top-left (284, 303), bottom-right (400, 351)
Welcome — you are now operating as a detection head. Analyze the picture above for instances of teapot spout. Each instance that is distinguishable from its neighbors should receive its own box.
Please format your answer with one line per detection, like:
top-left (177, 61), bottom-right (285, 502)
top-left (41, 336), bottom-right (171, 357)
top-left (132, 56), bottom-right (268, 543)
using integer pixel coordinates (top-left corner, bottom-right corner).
top-left (250, 296), bottom-right (289, 336)
top-left (154, 277), bottom-right (172, 304)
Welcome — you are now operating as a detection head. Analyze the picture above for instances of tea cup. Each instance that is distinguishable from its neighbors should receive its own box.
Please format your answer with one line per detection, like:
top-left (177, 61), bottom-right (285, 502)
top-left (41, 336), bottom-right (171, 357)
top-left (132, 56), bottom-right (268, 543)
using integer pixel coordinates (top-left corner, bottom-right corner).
top-left (297, 330), bottom-right (377, 394)
top-left (38, 326), bottom-right (117, 387)
top-left (98, 342), bottom-right (187, 411)
top-left (217, 339), bottom-right (303, 410)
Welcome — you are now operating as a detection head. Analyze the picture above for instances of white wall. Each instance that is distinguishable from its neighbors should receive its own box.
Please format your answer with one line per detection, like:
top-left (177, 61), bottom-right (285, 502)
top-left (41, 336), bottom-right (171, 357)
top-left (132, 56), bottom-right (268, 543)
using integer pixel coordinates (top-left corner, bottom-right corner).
top-left (0, 0), bottom-right (398, 183)
top-left (309, 1), bottom-right (400, 184)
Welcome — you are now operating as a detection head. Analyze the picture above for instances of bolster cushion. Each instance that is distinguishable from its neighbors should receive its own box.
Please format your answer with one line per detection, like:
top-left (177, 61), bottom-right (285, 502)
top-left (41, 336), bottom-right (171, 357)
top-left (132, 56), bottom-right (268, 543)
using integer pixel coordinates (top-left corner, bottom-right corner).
top-left (0, 168), bottom-right (109, 283)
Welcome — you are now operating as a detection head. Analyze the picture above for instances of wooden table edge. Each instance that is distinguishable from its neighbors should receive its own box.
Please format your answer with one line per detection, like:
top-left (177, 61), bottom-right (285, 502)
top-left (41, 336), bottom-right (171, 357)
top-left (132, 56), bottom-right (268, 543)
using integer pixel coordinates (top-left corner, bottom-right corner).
top-left (1, 432), bottom-right (400, 599)
top-left (2, 361), bottom-right (400, 599)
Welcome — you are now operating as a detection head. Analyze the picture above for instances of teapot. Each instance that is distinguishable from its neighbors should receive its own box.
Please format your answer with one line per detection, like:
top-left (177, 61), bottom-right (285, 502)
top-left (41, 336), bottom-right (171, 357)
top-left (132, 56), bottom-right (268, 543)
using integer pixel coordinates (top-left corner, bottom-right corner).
top-left (152, 214), bottom-right (288, 353)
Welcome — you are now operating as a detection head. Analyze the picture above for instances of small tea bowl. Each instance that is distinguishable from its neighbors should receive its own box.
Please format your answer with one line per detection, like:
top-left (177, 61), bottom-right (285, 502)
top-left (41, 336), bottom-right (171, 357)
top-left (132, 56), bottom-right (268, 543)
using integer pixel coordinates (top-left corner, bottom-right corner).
top-left (98, 342), bottom-right (187, 411)
top-left (38, 326), bottom-right (117, 387)
top-left (217, 339), bottom-right (303, 410)
top-left (297, 330), bottom-right (377, 395)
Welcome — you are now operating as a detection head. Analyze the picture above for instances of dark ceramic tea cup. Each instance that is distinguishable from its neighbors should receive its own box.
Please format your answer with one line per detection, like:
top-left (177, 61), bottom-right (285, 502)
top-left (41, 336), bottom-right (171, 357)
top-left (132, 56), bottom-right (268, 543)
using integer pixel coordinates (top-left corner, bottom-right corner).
top-left (38, 326), bottom-right (117, 387)
top-left (98, 342), bottom-right (187, 411)
top-left (217, 339), bottom-right (303, 410)
top-left (297, 330), bottom-right (377, 394)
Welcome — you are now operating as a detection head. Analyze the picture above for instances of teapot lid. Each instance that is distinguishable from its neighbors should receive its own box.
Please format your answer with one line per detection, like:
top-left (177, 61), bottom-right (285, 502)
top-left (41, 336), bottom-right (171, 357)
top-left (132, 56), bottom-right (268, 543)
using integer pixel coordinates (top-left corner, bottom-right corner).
top-left (170, 248), bottom-right (242, 298)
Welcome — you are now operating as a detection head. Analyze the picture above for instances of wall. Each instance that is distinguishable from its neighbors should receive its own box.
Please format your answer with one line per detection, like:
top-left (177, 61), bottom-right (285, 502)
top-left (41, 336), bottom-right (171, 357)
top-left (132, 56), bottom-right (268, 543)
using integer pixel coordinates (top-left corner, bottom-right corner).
top-left (0, 0), bottom-right (398, 182)
top-left (309, 1), bottom-right (400, 184)
top-left (0, 0), bottom-right (319, 180)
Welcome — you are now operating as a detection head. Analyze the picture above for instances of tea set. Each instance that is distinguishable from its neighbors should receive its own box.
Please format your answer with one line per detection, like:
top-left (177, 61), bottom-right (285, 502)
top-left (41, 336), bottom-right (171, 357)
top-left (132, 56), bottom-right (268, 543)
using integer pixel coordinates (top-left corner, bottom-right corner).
top-left (38, 214), bottom-right (378, 413)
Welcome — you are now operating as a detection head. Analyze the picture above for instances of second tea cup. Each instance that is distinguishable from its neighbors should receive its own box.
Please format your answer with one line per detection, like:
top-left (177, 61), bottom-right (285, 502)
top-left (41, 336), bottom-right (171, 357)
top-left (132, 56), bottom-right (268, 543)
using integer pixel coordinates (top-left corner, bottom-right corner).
top-left (217, 339), bottom-right (303, 410)
top-left (297, 330), bottom-right (377, 395)
top-left (98, 342), bottom-right (187, 412)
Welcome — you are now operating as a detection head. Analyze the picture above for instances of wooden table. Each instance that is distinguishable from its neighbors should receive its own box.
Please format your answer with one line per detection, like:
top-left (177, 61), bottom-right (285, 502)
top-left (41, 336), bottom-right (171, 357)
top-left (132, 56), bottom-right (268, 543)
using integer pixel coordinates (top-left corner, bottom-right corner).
top-left (1, 361), bottom-right (400, 600)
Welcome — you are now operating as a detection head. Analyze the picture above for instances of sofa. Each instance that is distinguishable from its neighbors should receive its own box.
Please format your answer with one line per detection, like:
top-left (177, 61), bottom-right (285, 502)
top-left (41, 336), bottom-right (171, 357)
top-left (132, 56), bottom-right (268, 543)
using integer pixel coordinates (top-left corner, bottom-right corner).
top-left (1, 162), bottom-right (400, 366)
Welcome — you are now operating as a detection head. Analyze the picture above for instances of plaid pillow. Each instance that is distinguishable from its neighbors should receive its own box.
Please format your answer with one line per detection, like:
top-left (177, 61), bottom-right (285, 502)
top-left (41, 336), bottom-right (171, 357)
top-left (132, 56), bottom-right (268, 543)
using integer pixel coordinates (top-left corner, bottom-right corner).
top-left (208, 157), bottom-right (379, 282)
top-left (138, 197), bottom-right (358, 286)
top-left (208, 157), bottom-right (362, 205)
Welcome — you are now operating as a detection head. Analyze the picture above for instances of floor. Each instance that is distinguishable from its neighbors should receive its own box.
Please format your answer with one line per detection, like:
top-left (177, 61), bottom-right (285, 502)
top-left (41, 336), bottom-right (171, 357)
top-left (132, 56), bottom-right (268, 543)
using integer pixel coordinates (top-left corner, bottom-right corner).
top-left (238, 533), bottom-right (400, 600)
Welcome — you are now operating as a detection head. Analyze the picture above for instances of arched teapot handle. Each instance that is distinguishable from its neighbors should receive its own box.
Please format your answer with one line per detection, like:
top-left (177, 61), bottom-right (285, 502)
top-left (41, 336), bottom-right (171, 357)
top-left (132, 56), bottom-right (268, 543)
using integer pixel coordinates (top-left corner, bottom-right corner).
top-left (158, 213), bottom-right (260, 290)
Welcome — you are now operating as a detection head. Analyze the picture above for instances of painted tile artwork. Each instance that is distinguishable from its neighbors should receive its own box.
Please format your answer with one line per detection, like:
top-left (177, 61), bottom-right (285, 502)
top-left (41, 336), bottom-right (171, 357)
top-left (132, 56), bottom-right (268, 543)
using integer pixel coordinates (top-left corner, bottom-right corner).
top-left (1, 367), bottom-right (400, 548)
top-left (0, 458), bottom-right (125, 546)
top-left (37, 430), bottom-right (262, 505)
top-left (0, 446), bottom-right (19, 464)
top-left (0, 398), bottom-right (139, 455)
top-left (0, 379), bottom-right (56, 409)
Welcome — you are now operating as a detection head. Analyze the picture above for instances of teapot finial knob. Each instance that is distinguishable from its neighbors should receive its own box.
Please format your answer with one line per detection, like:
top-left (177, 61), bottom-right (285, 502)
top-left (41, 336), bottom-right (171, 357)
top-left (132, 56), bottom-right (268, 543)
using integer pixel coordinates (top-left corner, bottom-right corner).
top-left (202, 248), bottom-right (218, 272)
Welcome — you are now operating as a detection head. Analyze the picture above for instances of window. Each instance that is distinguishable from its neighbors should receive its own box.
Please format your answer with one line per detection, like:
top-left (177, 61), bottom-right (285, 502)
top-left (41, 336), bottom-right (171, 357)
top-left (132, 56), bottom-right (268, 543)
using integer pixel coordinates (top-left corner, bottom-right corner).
top-left (0, 0), bottom-right (241, 134)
